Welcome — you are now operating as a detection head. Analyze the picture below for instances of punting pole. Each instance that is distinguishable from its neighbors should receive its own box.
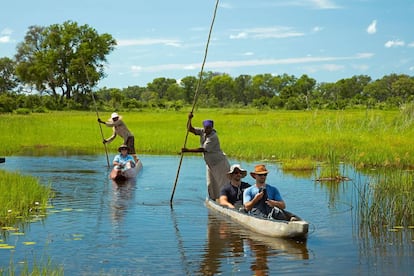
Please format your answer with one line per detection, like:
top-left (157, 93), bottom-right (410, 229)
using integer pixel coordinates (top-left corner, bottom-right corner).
top-left (170, 0), bottom-right (220, 206)
top-left (82, 60), bottom-right (110, 167)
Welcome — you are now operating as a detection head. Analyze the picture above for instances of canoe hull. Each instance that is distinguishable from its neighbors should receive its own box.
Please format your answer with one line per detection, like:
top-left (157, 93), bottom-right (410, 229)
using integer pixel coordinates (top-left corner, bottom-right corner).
top-left (110, 159), bottom-right (143, 181)
top-left (205, 198), bottom-right (308, 239)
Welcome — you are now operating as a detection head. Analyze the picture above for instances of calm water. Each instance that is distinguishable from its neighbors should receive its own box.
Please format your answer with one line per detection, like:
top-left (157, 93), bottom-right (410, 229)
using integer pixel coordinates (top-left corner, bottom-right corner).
top-left (0, 155), bottom-right (412, 275)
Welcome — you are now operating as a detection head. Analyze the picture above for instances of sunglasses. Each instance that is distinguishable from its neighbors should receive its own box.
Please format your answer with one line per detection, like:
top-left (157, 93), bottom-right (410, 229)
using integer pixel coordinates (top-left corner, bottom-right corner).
top-left (120, 148), bottom-right (128, 150)
top-left (257, 173), bottom-right (268, 176)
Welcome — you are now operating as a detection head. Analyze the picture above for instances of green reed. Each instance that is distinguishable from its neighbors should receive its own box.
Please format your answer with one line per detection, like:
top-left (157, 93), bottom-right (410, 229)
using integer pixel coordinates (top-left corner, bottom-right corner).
top-left (357, 169), bottom-right (414, 227)
top-left (1, 108), bottom-right (413, 168)
top-left (0, 170), bottom-right (53, 227)
top-left (0, 256), bottom-right (64, 276)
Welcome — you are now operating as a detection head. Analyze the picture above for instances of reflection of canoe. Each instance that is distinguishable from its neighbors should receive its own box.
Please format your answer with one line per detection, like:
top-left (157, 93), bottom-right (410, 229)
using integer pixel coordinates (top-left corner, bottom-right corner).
top-left (205, 198), bottom-right (308, 239)
top-left (208, 213), bottom-right (309, 260)
top-left (110, 159), bottom-right (143, 181)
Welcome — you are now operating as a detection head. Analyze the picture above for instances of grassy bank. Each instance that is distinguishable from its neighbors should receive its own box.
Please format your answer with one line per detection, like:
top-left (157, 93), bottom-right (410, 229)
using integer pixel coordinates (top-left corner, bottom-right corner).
top-left (1, 108), bottom-right (413, 168)
top-left (0, 170), bottom-right (53, 228)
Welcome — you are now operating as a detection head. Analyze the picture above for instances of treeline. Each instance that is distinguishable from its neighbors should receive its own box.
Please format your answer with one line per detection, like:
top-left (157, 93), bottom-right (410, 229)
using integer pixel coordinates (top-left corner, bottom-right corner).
top-left (1, 21), bottom-right (413, 113)
top-left (1, 72), bottom-right (414, 113)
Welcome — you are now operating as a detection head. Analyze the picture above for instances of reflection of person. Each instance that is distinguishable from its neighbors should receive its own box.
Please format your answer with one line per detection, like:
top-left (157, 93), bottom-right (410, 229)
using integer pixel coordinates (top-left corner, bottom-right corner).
top-left (181, 113), bottom-right (230, 200)
top-left (243, 164), bottom-right (297, 221)
top-left (110, 144), bottom-right (135, 180)
top-left (219, 164), bottom-right (251, 209)
top-left (98, 112), bottom-right (138, 162)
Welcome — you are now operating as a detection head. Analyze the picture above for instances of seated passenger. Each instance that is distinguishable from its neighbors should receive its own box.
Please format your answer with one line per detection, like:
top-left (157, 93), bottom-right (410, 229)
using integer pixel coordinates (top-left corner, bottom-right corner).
top-left (219, 164), bottom-right (251, 209)
top-left (243, 164), bottom-right (297, 221)
top-left (110, 144), bottom-right (135, 179)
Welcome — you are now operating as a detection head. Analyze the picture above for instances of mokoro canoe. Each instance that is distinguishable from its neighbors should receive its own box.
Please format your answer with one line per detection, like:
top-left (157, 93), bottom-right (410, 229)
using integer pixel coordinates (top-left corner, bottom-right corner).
top-left (110, 159), bottom-right (143, 181)
top-left (205, 198), bottom-right (309, 239)
top-left (0, 157), bottom-right (5, 163)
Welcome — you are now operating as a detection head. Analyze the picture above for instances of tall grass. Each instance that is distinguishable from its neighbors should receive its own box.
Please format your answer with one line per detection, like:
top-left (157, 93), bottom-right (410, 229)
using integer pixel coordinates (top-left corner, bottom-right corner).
top-left (1, 108), bottom-right (413, 168)
top-left (0, 170), bottom-right (53, 228)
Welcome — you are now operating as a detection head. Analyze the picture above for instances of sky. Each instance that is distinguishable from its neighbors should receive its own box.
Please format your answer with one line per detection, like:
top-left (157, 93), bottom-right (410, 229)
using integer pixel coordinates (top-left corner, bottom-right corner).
top-left (1, 0), bottom-right (413, 89)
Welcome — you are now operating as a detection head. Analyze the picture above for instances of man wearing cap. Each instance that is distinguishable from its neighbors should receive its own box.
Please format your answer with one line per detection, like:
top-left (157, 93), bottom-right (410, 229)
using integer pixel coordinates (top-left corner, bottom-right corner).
top-left (243, 164), bottom-right (295, 221)
top-left (182, 112), bottom-right (230, 200)
top-left (98, 112), bottom-right (139, 162)
top-left (219, 164), bottom-right (251, 209)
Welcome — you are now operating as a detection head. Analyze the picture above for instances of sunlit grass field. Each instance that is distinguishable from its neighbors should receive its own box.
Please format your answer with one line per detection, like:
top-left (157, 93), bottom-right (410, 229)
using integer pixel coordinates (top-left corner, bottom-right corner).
top-left (1, 108), bottom-right (413, 168)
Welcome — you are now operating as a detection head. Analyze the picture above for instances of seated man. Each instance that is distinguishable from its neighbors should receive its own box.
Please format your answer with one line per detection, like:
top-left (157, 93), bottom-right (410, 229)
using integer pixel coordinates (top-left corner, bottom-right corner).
top-left (110, 144), bottom-right (135, 179)
top-left (243, 164), bottom-right (297, 221)
top-left (219, 164), bottom-right (251, 210)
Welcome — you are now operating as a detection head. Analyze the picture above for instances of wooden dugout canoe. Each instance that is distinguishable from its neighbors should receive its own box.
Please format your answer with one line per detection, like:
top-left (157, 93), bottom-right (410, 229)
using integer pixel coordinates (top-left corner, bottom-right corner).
top-left (110, 159), bottom-right (143, 181)
top-left (205, 198), bottom-right (309, 239)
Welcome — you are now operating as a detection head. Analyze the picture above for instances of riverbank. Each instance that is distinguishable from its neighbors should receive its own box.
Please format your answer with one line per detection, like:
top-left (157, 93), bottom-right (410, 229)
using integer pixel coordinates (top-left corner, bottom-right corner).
top-left (1, 108), bottom-right (413, 168)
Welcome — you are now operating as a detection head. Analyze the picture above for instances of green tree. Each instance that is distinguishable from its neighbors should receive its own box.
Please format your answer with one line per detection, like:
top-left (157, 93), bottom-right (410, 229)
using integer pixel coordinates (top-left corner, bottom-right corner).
top-left (15, 21), bottom-right (116, 107)
top-left (146, 77), bottom-right (177, 100)
top-left (205, 74), bottom-right (235, 105)
top-left (0, 57), bottom-right (19, 93)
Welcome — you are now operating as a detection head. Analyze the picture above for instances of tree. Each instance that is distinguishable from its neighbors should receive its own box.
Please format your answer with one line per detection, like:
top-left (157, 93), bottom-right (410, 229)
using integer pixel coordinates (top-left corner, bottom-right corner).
top-left (205, 74), bottom-right (235, 105)
top-left (146, 77), bottom-right (177, 100)
top-left (15, 21), bottom-right (116, 107)
top-left (0, 57), bottom-right (19, 93)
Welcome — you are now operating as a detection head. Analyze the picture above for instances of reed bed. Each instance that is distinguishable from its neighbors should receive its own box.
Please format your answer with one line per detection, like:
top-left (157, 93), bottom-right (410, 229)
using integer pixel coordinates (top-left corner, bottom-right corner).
top-left (0, 170), bottom-right (53, 227)
top-left (1, 108), bottom-right (412, 169)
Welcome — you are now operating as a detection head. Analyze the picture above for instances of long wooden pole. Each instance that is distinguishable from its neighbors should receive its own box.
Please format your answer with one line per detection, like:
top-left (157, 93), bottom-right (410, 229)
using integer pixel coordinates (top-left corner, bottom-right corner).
top-left (83, 61), bottom-right (110, 167)
top-left (170, 0), bottom-right (220, 205)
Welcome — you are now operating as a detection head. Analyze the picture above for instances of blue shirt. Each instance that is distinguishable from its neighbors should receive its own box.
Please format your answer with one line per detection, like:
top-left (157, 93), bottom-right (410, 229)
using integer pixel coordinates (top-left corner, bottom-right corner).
top-left (243, 184), bottom-right (283, 204)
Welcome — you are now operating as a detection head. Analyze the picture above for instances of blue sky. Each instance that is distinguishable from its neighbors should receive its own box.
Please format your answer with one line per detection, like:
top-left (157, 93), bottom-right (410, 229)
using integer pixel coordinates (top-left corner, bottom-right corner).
top-left (1, 0), bottom-right (413, 88)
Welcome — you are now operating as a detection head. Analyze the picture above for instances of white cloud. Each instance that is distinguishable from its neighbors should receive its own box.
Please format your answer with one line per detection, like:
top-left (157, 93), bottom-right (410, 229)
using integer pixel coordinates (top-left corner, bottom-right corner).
top-left (0, 36), bottom-right (10, 43)
top-left (229, 26), bottom-right (304, 40)
top-left (407, 42), bottom-right (414, 48)
top-left (312, 26), bottom-right (324, 33)
top-left (367, 20), bottom-right (377, 34)
top-left (135, 53), bottom-right (373, 73)
top-left (309, 0), bottom-right (341, 9)
top-left (117, 38), bottom-right (181, 47)
top-left (384, 40), bottom-right (405, 48)
top-left (0, 28), bottom-right (13, 43)
top-left (272, 0), bottom-right (342, 9)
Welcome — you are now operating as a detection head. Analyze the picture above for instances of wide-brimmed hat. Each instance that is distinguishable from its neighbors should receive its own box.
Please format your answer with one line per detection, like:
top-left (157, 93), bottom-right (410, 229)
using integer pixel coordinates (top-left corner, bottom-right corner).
top-left (250, 164), bottom-right (269, 178)
top-left (227, 164), bottom-right (247, 178)
top-left (111, 112), bottom-right (120, 119)
top-left (118, 144), bottom-right (129, 152)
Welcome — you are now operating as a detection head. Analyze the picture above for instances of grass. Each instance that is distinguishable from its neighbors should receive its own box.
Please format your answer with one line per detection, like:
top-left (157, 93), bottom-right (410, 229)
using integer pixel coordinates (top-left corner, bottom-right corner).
top-left (1, 108), bottom-right (413, 169)
top-left (0, 170), bottom-right (53, 228)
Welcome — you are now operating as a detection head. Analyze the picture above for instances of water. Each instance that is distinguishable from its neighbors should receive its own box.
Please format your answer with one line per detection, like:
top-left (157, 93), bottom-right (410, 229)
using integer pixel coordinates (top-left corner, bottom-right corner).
top-left (0, 155), bottom-right (412, 275)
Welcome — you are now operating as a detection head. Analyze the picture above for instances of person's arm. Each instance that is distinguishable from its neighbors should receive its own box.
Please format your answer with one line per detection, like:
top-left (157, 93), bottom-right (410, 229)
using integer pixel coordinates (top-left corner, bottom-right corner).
top-left (181, 147), bottom-right (205, 153)
top-left (265, 186), bottom-right (286, 209)
top-left (187, 112), bottom-right (196, 134)
top-left (219, 195), bottom-right (235, 208)
top-left (104, 127), bottom-right (117, 143)
top-left (243, 189), bottom-right (265, 211)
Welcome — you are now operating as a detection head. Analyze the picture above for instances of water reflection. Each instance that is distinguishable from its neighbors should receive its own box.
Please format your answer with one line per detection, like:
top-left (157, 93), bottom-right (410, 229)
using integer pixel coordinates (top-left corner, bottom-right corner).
top-left (0, 156), bottom-right (413, 275)
top-left (111, 179), bottom-right (136, 225)
top-left (198, 213), bottom-right (308, 275)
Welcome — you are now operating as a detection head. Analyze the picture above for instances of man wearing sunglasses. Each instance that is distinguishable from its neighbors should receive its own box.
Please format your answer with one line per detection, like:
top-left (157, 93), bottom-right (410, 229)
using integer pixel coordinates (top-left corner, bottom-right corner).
top-left (219, 164), bottom-right (251, 209)
top-left (243, 164), bottom-right (294, 221)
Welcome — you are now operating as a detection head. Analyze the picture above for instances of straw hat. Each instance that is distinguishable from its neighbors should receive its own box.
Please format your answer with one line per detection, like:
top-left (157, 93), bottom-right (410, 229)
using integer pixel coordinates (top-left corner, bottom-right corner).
top-left (250, 164), bottom-right (269, 178)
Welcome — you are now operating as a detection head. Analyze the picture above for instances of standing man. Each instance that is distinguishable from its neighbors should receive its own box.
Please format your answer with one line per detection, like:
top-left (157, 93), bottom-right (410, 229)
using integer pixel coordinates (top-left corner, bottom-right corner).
top-left (182, 113), bottom-right (230, 200)
top-left (98, 112), bottom-right (138, 163)
top-left (219, 164), bottom-right (251, 209)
